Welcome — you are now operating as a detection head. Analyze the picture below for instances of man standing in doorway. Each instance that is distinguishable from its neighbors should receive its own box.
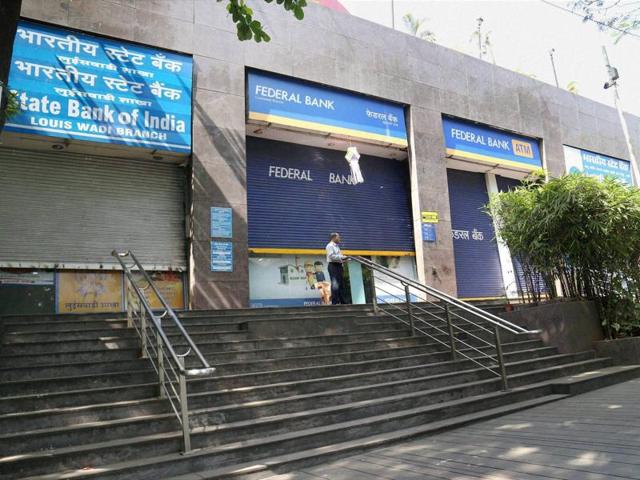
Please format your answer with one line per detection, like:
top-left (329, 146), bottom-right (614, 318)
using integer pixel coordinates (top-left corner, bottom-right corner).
top-left (326, 232), bottom-right (349, 305)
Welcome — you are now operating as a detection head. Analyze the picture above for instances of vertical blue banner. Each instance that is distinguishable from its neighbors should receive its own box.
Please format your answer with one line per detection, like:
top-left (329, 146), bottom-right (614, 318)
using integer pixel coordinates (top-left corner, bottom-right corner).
top-left (6, 20), bottom-right (192, 152)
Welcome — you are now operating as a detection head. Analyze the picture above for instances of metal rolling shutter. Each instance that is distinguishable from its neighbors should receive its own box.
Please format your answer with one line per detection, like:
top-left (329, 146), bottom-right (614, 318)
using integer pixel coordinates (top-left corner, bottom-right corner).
top-left (447, 169), bottom-right (504, 298)
top-left (247, 137), bottom-right (414, 252)
top-left (0, 148), bottom-right (186, 270)
top-left (496, 175), bottom-right (546, 295)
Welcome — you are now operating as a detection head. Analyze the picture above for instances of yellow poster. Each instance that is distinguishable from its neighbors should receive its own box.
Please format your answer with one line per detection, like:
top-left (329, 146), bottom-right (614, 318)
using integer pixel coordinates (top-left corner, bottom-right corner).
top-left (131, 271), bottom-right (184, 310)
top-left (58, 271), bottom-right (123, 313)
top-left (421, 211), bottom-right (439, 223)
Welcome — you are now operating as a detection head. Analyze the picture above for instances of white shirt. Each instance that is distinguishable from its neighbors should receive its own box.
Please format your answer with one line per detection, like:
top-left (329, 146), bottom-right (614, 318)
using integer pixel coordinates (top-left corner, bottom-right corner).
top-left (326, 241), bottom-right (346, 263)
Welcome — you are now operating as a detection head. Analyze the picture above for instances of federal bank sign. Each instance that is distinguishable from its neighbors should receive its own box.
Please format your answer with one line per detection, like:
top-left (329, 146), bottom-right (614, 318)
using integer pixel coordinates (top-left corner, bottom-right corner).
top-left (247, 71), bottom-right (408, 147)
top-left (443, 117), bottom-right (542, 170)
top-left (6, 20), bottom-right (192, 152)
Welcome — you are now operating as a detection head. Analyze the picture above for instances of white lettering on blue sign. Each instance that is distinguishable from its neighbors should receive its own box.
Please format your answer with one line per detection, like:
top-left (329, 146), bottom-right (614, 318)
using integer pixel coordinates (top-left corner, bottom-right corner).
top-left (254, 84), bottom-right (336, 111)
top-left (7, 20), bottom-right (192, 152)
top-left (329, 172), bottom-right (357, 185)
top-left (248, 72), bottom-right (407, 145)
top-left (443, 118), bottom-right (542, 168)
top-left (564, 145), bottom-right (632, 186)
top-left (211, 241), bottom-right (233, 272)
top-left (268, 165), bottom-right (313, 181)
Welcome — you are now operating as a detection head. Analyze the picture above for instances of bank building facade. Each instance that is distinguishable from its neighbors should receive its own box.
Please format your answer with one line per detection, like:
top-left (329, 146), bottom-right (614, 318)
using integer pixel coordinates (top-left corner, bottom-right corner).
top-left (1, 0), bottom-right (637, 315)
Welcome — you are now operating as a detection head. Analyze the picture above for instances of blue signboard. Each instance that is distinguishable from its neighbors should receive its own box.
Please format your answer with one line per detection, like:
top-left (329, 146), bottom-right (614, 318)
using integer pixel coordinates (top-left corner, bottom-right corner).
top-left (443, 117), bottom-right (542, 170)
top-left (211, 241), bottom-right (233, 272)
top-left (6, 20), bottom-right (192, 152)
top-left (422, 223), bottom-right (437, 243)
top-left (210, 207), bottom-right (233, 238)
top-left (247, 71), bottom-right (407, 146)
top-left (564, 145), bottom-right (632, 186)
top-left (247, 137), bottom-right (415, 254)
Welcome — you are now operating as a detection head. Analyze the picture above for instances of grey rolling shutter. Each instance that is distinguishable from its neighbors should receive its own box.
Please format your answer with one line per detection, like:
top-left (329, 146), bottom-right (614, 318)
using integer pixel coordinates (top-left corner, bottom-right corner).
top-left (0, 148), bottom-right (186, 270)
top-left (447, 169), bottom-right (504, 299)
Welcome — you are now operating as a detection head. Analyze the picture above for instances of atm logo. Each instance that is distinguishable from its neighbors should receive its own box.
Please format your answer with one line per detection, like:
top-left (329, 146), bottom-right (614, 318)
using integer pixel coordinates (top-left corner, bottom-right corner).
top-left (512, 140), bottom-right (534, 159)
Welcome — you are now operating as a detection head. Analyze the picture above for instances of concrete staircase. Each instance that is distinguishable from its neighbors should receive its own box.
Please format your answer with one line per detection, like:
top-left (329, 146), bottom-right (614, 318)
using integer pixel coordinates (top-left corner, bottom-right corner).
top-left (1, 304), bottom-right (639, 480)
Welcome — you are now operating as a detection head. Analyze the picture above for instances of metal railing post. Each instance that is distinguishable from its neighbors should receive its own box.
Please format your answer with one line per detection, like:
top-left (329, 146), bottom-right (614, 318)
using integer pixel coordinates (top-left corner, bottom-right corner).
top-left (444, 304), bottom-right (457, 360)
top-left (126, 282), bottom-right (133, 328)
top-left (370, 268), bottom-right (379, 314)
top-left (139, 301), bottom-right (148, 358)
top-left (178, 356), bottom-right (191, 453)
top-left (494, 325), bottom-right (509, 391)
top-left (157, 316), bottom-right (165, 398)
top-left (404, 284), bottom-right (415, 336)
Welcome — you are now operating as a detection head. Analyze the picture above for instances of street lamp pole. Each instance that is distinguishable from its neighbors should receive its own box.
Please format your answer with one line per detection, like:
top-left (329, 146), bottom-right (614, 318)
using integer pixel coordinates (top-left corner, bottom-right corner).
top-left (391, 0), bottom-right (395, 30)
top-left (549, 49), bottom-right (559, 88)
top-left (602, 46), bottom-right (640, 186)
top-left (476, 17), bottom-right (483, 59)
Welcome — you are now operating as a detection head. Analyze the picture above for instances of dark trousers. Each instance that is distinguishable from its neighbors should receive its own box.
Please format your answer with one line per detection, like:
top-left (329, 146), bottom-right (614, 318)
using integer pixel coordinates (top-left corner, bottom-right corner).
top-left (328, 262), bottom-right (348, 305)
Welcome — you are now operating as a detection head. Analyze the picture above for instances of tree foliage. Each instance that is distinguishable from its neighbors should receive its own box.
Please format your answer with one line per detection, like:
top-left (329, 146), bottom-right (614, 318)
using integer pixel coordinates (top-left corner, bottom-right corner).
top-left (569, 0), bottom-right (640, 43)
top-left (222, 0), bottom-right (307, 42)
top-left (488, 173), bottom-right (640, 338)
top-left (0, 0), bottom-right (22, 132)
top-left (402, 13), bottom-right (436, 42)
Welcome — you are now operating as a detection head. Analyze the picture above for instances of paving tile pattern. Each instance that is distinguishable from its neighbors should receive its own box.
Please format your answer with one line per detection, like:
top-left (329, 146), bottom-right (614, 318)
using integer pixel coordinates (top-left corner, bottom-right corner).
top-left (269, 378), bottom-right (640, 480)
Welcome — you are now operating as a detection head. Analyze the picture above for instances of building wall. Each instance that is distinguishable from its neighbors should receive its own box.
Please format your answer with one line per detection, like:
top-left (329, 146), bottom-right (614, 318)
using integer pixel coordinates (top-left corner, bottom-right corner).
top-left (19, 0), bottom-right (640, 308)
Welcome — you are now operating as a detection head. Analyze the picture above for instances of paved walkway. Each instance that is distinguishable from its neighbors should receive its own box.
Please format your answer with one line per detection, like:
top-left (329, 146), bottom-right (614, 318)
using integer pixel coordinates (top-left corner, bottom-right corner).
top-left (266, 379), bottom-right (640, 480)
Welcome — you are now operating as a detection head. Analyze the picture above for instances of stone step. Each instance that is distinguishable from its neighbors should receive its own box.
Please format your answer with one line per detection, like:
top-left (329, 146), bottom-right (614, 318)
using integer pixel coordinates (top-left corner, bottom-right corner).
top-left (186, 353), bottom-right (603, 408)
top-left (193, 345), bottom-right (559, 392)
top-left (0, 352), bottom-right (599, 455)
top-left (0, 343), bottom-right (551, 434)
top-left (165, 394), bottom-right (564, 480)
top-left (0, 347), bottom-right (142, 368)
top-left (0, 381), bottom-right (158, 415)
top-left (178, 305), bottom-right (375, 320)
top-left (1, 320), bottom-right (130, 335)
top-left (0, 369), bottom-right (157, 396)
top-left (0, 381), bottom-right (559, 479)
top-left (0, 358), bottom-right (152, 382)
top-left (199, 334), bottom-right (427, 361)
top-left (0, 337), bottom-right (140, 356)
top-left (207, 332), bottom-right (495, 376)
top-left (1, 328), bottom-right (248, 344)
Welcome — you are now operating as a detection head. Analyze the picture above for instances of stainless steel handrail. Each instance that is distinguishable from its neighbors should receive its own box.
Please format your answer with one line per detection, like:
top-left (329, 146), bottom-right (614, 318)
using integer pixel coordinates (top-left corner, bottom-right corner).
top-left (350, 255), bottom-right (540, 390)
top-left (112, 250), bottom-right (215, 452)
top-left (372, 283), bottom-right (500, 375)
top-left (351, 256), bottom-right (537, 335)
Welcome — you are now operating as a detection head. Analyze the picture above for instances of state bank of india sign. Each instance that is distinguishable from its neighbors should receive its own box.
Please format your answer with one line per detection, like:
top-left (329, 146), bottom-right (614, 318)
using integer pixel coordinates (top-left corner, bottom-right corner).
top-left (6, 20), bottom-right (192, 153)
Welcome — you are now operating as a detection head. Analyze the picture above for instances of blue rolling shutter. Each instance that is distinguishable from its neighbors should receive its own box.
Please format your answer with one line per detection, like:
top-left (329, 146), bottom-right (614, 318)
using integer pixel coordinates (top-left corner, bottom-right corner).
top-left (247, 137), bottom-right (414, 252)
top-left (496, 175), bottom-right (546, 295)
top-left (447, 169), bottom-right (504, 298)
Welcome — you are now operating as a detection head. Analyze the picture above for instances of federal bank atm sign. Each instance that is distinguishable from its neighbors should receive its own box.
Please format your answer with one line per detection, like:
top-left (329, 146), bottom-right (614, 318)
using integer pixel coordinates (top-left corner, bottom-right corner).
top-left (247, 71), bottom-right (408, 146)
top-left (6, 20), bottom-right (192, 152)
top-left (443, 117), bottom-right (542, 169)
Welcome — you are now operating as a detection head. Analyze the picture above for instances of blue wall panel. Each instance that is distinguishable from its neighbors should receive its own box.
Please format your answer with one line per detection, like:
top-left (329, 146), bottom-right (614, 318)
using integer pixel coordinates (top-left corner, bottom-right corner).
top-left (247, 137), bottom-right (414, 252)
top-left (447, 169), bottom-right (504, 298)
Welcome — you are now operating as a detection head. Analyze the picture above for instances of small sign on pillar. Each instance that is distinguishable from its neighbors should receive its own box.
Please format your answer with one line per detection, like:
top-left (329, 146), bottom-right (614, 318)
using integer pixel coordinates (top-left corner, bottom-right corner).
top-left (210, 206), bottom-right (233, 272)
top-left (422, 223), bottom-right (437, 243)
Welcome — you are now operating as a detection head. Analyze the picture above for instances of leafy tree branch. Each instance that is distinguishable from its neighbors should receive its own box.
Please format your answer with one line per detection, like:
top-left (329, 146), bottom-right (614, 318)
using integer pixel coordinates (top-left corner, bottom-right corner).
top-left (222, 0), bottom-right (308, 42)
top-left (569, 0), bottom-right (640, 43)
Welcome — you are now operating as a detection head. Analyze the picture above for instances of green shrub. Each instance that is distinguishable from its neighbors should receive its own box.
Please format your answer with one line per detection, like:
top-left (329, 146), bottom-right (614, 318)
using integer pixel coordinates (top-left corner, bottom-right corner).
top-left (488, 172), bottom-right (640, 338)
